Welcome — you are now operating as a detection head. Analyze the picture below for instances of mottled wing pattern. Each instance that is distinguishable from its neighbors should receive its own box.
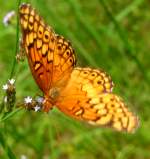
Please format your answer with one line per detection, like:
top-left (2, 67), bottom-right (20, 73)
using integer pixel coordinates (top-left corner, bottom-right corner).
top-left (56, 67), bottom-right (138, 133)
top-left (19, 4), bottom-right (76, 95)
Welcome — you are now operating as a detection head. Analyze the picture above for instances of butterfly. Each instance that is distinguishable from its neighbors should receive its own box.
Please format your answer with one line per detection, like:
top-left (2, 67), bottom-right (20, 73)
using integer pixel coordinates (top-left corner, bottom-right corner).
top-left (19, 3), bottom-right (139, 133)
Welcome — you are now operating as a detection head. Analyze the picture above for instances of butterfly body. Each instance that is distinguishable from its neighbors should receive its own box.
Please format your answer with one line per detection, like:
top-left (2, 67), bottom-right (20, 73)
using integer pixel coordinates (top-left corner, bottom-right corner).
top-left (19, 3), bottom-right (139, 133)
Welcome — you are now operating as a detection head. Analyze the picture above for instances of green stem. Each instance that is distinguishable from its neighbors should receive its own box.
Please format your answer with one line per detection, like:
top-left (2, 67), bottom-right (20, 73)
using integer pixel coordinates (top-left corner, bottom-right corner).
top-left (0, 131), bottom-right (17, 159)
top-left (10, 0), bottom-right (21, 78)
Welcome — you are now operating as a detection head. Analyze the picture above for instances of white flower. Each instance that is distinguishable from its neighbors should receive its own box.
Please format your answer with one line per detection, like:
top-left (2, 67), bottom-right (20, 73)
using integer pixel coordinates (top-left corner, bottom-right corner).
top-left (8, 79), bottom-right (15, 85)
top-left (34, 105), bottom-right (41, 112)
top-left (3, 10), bottom-right (15, 26)
top-left (4, 96), bottom-right (7, 103)
top-left (2, 84), bottom-right (8, 90)
top-left (24, 96), bottom-right (32, 104)
top-left (36, 96), bottom-right (44, 104)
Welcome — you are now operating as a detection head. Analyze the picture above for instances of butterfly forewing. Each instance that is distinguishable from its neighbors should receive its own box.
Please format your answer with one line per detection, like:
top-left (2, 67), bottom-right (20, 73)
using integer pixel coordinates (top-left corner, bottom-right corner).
top-left (19, 3), bottom-right (76, 95)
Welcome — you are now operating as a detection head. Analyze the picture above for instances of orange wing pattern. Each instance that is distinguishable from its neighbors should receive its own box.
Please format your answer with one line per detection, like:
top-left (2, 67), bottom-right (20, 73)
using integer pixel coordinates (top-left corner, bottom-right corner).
top-left (19, 3), bottom-right (76, 95)
top-left (19, 3), bottom-right (139, 133)
top-left (56, 68), bottom-right (138, 133)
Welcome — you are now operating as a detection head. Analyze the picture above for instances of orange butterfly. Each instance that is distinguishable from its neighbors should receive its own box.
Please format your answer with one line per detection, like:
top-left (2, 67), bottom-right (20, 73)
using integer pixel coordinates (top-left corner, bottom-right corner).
top-left (19, 3), bottom-right (139, 133)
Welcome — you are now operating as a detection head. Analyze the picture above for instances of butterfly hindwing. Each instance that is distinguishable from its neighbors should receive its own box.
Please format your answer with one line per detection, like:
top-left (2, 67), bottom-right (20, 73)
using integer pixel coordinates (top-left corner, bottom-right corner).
top-left (56, 67), bottom-right (138, 133)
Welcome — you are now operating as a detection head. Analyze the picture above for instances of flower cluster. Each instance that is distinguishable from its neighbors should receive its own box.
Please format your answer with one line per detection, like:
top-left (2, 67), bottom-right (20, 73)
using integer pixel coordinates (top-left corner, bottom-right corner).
top-left (3, 10), bottom-right (15, 27)
top-left (24, 96), bottom-right (43, 112)
top-left (2, 78), bottom-right (16, 112)
top-left (2, 78), bottom-right (44, 112)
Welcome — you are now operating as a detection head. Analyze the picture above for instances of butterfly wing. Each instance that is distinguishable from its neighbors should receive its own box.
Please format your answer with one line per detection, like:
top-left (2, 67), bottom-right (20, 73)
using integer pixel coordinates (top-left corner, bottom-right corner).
top-left (56, 67), bottom-right (139, 133)
top-left (19, 4), bottom-right (76, 95)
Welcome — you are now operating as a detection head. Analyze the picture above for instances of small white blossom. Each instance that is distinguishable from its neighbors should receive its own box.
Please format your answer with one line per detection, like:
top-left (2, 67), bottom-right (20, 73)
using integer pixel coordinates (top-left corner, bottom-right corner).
top-left (36, 96), bottom-right (44, 104)
top-left (34, 105), bottom-right (41, 112)
top-left (8, 78), bottom-right (15, 85)
top-left (20, 155), bottom-right (27, 159)
top-left (2, 84), bottom-right (8, 90)
top-left (4, 96), bottom-right (7, 103)
top-left (24, 96), bottom-right (32, 104)
top-left (3, 10), bottom-right (15, 26)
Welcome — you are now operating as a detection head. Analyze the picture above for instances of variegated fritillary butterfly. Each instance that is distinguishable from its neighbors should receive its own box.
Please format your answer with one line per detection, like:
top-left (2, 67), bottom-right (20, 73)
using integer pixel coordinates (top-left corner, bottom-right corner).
top-left (19, 3), bottom-right (139, 133)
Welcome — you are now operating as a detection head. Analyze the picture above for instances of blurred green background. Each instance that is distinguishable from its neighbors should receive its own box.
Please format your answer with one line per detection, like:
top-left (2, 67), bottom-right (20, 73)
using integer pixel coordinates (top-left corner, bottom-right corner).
top-left (0, 0), bottom-right (150, 159)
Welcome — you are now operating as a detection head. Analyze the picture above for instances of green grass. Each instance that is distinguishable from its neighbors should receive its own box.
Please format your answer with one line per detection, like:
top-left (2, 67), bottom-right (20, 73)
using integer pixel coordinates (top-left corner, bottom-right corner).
top-left (0, 0), bottom-right (150, 158)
